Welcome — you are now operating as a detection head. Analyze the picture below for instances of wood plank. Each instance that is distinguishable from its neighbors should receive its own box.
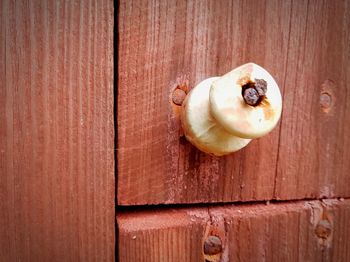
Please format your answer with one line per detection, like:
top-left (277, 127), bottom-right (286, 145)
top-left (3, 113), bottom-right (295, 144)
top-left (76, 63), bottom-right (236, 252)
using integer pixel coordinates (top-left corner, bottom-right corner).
top-left (118, 0), bottom-right (350, 205)
top-left (118, 0), bottom-right (292, 205)
top-left (118, 199), bottom-right (350, 262)
top-left (0, 0), bottom-right (114, 261)
top-left (275, 0), bottom-right (350, 200)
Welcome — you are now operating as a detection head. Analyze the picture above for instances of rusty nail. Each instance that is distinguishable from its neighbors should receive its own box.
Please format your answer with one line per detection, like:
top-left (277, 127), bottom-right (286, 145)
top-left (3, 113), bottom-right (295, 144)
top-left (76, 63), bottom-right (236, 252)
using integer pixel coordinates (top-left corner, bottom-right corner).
top-left (254, 78), bottom-right (267, 96)
top-left (315, 219), bottom-right (332, 239)
top-left (172, 88), bottom-right (187, 105)
top-left (243, 87), bottom-right (260, 106)
top-left (203, 235), bottom-right (222, 255)
top-left (242, 78), bottom-right (267, 106)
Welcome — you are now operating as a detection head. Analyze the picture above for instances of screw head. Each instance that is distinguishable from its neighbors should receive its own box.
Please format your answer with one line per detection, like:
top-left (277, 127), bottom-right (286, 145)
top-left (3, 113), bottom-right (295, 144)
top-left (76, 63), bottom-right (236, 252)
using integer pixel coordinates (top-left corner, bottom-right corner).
top-left (203, 235), bottom-right (222, 255)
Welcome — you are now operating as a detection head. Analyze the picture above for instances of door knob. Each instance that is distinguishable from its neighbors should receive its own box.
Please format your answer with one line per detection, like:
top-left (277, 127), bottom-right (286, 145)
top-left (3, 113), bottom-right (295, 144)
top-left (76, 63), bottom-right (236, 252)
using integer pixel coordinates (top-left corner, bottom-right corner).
top-left (181, 63), bottom-right (282, 156)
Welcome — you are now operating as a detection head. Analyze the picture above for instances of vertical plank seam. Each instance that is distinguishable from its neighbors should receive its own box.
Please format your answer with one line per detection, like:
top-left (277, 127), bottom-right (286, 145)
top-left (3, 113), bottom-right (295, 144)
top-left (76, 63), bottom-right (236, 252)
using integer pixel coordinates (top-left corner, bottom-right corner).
top-left (339, 0), bottom-right (350, 197)
top-left (273, 0), bottom-right (294, 199)
top-left (115, 0), bottom-right (119, 261)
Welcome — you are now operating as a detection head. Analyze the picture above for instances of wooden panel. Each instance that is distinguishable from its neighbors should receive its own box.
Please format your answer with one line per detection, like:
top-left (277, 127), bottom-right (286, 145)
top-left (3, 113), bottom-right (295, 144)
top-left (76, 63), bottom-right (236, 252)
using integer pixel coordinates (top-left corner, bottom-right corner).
top-left (118, 0), bottom-right (291, 205)
top-left (118, 199), bottom-right (350, 262)
top-left (275, 0), bottom-right (350, 200)
top-left (0, 0), bottom-right (114, 261)
top-left (118, 0), bottom-right (350, 205)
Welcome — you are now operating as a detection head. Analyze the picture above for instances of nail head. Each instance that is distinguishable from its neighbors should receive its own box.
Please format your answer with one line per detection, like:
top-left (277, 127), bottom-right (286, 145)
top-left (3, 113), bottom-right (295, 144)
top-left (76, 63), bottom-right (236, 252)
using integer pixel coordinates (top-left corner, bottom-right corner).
top-left (204, 235), bottom-right (222, 255)
top-left (172, 88), bottom-right (187, 105)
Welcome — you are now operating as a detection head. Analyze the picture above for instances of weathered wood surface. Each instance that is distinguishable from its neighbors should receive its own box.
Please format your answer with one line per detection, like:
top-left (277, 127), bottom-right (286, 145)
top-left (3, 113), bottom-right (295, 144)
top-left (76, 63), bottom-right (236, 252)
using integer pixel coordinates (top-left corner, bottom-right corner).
top-left (0, 0), bottom-right (114, 261)
top-left (118, 199), bottom-right (350, 262)
top-left (118, 0), bottom-right (350, 205)
top-left (275, 0), bottom-right (350, 200)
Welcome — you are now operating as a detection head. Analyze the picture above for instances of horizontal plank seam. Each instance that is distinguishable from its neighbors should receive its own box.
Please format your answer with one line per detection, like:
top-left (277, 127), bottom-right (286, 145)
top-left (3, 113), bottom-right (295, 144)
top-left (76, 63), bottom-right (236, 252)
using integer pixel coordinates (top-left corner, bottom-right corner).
top-left (116, 196), bottom-right (350, 213)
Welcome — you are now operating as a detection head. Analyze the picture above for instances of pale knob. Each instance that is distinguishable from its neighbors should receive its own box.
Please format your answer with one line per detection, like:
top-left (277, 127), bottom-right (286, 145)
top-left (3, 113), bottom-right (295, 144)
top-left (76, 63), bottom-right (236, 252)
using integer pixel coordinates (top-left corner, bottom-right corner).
top-left (181, 63), bottom-right (282, 156)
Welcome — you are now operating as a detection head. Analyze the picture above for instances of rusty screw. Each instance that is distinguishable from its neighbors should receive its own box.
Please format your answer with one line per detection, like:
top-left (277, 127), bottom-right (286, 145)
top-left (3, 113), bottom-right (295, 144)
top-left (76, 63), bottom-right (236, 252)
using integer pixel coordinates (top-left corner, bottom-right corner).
top-left (172, 88), bottom-right (187, 106)
top-left (243, 87), bottom-right (260, 106)
top-left (242, 78), bottom-right (267, 106)
top-left (315, 219), bottom-right (332, 239)
top-left (203, 235), bottom-right (222, 255)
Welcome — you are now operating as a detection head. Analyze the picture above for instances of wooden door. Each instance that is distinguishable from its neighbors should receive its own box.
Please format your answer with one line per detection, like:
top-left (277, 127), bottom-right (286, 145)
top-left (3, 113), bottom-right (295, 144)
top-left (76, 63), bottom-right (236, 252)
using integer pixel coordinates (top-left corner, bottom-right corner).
top-left (117, 0), bottom-right (350, 261)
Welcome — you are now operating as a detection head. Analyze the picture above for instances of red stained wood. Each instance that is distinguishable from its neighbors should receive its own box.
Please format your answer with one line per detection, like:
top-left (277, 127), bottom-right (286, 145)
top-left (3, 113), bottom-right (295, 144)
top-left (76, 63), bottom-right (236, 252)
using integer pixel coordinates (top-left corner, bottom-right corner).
top-left (0, 0), bottom-right (114, 261)
top-left (274, 0), bottom-right (350, 200)
top-left (118, 199), bottom-right (350, 262)
top-left (118, 0), bottom-right (350, 205)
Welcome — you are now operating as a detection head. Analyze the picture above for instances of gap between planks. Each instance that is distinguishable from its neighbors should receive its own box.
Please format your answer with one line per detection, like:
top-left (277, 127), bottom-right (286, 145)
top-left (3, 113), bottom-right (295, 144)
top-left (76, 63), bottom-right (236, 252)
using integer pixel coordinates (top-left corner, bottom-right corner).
top-left (116, 196), bottom-right (350, 213)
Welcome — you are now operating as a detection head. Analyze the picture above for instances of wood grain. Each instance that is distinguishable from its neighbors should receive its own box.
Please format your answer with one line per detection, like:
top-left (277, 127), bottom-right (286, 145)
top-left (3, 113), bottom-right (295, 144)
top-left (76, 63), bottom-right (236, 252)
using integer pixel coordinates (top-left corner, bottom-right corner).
top-left (275, 0), bottom-right (350, 200)
top-left (118, 0), bottom-right (350, 205)
top-left (118, 199), bottom-right (350, 262)
top-left (0, 1), bottom-right (114, 261)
